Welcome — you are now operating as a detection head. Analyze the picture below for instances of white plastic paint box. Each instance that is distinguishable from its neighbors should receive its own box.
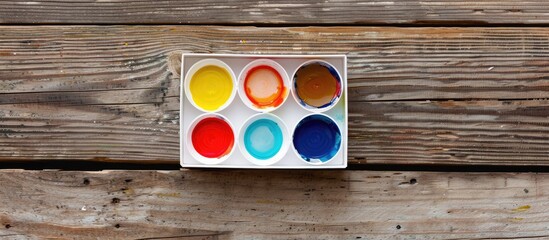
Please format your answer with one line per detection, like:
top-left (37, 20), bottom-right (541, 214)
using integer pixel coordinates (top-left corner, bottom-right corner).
top-left (180, 54), bottom-right (347, 169)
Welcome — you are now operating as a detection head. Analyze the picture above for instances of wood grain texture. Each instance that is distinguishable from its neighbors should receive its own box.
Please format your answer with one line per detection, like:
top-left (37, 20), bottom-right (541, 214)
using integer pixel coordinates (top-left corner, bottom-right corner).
top-left (1, 0), bottom-right (549, 25)
top-left (2, 26), bottom-right (549, 165)
top-left (351, 100), bottom-right (549, 165)
top-left (0, 170), bottom-right (546, 239)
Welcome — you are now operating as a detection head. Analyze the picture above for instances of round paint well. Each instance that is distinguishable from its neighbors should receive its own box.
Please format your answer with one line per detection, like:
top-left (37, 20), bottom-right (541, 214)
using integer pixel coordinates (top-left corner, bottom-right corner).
top-left (238, 59), bottom-right (289, 112)
top-left (292, 114), bottom-right (341, 164)
top-left (184, 59), bottom-right (236, 112)
top-left (292, 60), bottom-right (342, 112)
top-left (238, 113), bottom-right (290, 166)
top-left (187, 113), bottom-right (235, 164)
top-left (245, 119), bottom-right (283, 159)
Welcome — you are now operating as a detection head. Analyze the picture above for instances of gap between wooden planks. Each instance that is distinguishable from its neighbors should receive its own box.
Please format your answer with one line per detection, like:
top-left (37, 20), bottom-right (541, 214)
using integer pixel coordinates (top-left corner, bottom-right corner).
top-left (1, 26), bottom-right (549, 165)
top-left (0, 0), bottom-right (549, 25)
top-left (0, 170), bottom-right (545, 239)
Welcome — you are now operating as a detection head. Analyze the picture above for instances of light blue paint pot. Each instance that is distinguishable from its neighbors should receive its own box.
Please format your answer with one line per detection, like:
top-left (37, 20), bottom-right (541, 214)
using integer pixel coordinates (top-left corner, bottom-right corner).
top-left (244, 119), bottom-right (283, 160)
top-left (239, 113), bottom-right (289, 166)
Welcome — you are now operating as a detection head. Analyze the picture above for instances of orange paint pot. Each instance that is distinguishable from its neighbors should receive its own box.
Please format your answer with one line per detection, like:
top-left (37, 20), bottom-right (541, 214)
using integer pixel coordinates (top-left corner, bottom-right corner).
top-left (292, 60), bottom-right (342, 112)
top-left (239, 59), bottom-right (289, 112)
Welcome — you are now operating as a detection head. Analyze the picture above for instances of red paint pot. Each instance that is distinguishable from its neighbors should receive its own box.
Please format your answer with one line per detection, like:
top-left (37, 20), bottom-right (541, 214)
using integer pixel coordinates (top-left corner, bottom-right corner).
top-left (187, 113), bottom-right (235, 164)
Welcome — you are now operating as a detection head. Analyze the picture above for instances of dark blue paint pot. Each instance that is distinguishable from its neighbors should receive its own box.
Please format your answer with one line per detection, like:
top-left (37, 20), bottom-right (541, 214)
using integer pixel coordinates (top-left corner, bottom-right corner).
top-left (292, 114), bottom-right (341, 163)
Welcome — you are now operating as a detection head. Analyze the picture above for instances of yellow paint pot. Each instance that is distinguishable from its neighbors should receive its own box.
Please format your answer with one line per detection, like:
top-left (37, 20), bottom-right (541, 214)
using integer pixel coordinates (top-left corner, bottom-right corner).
top-left (184, 59), bottom-right (236, 112)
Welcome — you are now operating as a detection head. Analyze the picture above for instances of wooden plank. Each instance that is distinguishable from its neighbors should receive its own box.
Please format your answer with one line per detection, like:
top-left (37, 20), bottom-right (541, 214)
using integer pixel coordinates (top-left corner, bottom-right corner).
top-left (0, 169), bottom-right (546, 239)
top-left (2, 26), bottom-right (549, 165)
top-left (1, 1), bottom-right (549, 25)
top-left (350, 100), bottom-right (549, 165)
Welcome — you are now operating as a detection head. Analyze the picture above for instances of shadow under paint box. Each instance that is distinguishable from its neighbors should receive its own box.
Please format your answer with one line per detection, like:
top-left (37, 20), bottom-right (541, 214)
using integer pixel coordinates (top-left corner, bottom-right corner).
top-left (238, 113), bottom-right (290, 166)
top-left (292, 113), bottom-right (342, 164)
top-left (184, 59), bottom-right (237, 113)
top-left (238, 59), bottom-right (290, 112)
top-left (291, 60), bottom-right (342, 112)
top-left (186, 113), bottom-right (236, 165)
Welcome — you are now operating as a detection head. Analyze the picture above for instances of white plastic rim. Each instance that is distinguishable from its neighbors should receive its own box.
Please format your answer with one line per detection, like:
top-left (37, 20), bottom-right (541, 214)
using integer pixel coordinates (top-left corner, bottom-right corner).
top-left (238, 59), bottom-right (290, 112)
top-left (238, 113), bottom-right (290, 166)
top-left (184, 58), bottom-right (237, 113)
top-left (291, 59), bottom-right (343, 113)
top-left (186, 113), bottom-right (236, 165)
top-left (291, 113), bottom-right (342, 165)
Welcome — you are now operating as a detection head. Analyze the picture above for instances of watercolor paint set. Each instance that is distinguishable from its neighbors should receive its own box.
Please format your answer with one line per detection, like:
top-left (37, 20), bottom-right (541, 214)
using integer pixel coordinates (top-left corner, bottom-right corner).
top-left (180, 53), bottom-right (347, 169)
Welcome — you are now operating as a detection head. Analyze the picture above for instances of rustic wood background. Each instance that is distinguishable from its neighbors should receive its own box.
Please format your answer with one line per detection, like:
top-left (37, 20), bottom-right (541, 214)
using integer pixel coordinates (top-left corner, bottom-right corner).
top-left (4, 26), bottom-right (549, 165)
top-left (0, 170), bottom-right (546, 239)
top-left (1, 1), bottom-right (549, 239)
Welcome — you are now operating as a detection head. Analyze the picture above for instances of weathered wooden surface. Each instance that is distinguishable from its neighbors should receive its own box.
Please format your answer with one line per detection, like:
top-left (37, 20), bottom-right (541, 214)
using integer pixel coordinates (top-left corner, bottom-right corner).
top-left (1, 0), bottom-right (549, 25)
top-left (352, 100), bottom-right (549, 165)
top-left (0, 170), bottom-right (545, 239)
top-left (2, 26), bottom-right (549, 165)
